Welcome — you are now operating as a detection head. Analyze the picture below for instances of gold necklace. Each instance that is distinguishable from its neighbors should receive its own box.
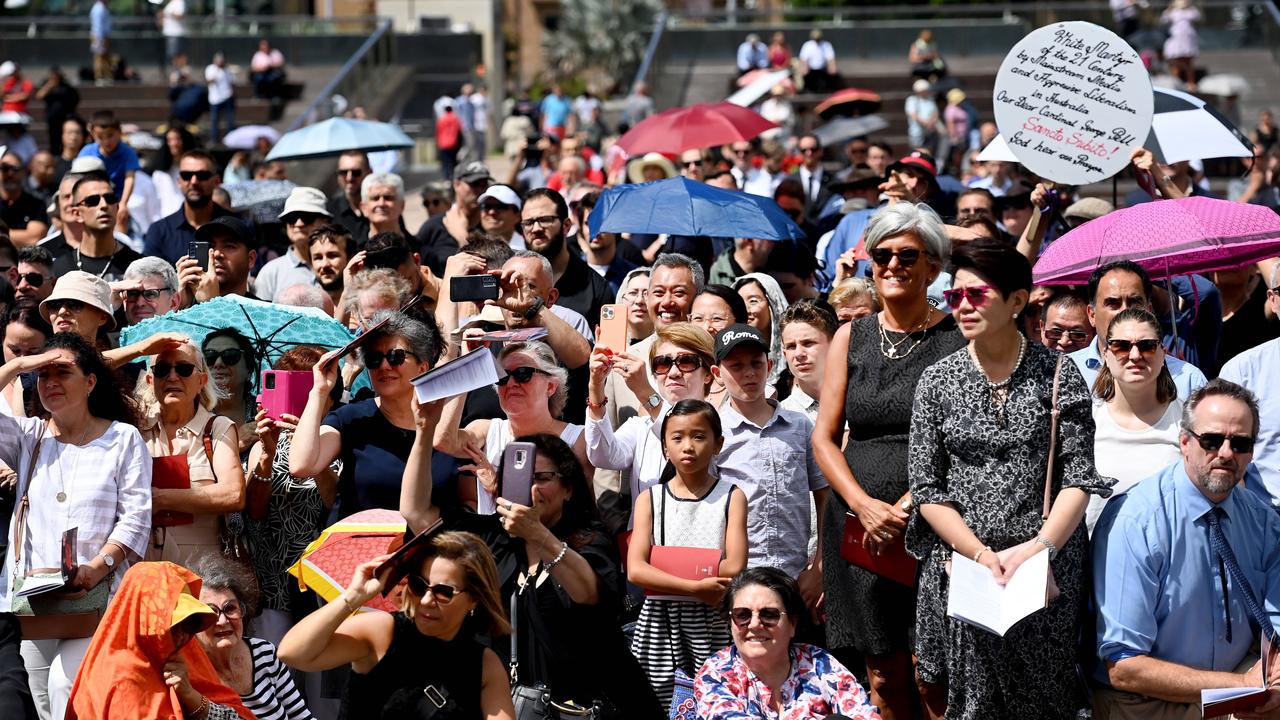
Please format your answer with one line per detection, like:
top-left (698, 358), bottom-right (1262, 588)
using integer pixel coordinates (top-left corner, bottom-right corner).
top-left (878, 309), bottom-right (932, 360)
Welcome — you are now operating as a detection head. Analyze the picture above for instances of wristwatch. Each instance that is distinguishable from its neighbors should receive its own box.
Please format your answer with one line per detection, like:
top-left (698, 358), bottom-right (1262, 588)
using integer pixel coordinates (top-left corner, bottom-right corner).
top-left (99, 551), bottom-right (116, 570)
top-left (521, 297), bottom-right (545, 322)
top-left (645, 393), bottom-right (661, 409)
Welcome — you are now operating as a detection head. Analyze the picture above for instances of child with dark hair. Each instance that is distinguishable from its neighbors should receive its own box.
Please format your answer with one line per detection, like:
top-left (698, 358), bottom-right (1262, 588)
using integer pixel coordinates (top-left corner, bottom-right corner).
top-left (77, 109), bottom-right (138, 232)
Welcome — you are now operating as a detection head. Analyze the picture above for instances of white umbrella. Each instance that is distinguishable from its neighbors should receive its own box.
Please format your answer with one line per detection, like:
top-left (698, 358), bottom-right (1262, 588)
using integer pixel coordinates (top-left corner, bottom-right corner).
top-left (1146, 87), bottom-right (1253, 164)
top-left (727, 70), bottom-right (792, 108)
top-left (1197, 74), bottom-right (1250, 98)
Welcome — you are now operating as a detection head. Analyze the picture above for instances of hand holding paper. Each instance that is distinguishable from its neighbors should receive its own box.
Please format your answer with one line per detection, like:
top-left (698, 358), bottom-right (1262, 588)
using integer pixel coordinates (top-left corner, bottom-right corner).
top-left (410, 348), bottom-right (505, 404)
top-left (946, 549), bottom-right (1049, 636)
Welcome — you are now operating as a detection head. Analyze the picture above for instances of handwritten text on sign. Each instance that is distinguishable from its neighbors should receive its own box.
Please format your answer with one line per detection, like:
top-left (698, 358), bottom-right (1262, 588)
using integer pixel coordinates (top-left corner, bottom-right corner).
top-left (992, 22), bottom-right (1153, 185)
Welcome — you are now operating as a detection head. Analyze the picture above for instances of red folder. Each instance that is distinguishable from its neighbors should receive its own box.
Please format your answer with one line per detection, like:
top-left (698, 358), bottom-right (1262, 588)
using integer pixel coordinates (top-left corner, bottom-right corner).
top-left (841, 512), bottom-right (918, 587)
top-left (152, 455), bottom-right (194, 527)
top-left (647, 546), bottom-right (721, 596)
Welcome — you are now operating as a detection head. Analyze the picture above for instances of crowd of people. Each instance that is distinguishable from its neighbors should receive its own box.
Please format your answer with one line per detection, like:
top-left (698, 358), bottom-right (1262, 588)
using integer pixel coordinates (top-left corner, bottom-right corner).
top-left (0, 6), bottom-right (1279, 720)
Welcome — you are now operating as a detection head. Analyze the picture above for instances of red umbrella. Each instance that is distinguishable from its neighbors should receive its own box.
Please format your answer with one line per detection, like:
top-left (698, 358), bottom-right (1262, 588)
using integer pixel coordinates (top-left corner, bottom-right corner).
top-left (616, 102), bottom-right (778, 156)
top-left (815, 88), bottom-right (883, 119)
top-left (289, 508), bottom-right (406, 613)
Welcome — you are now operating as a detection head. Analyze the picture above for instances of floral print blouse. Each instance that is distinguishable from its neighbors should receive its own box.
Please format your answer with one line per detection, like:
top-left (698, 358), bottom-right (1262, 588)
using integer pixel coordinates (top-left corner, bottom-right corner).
top-left (694, 643), bottom-right (882, 720)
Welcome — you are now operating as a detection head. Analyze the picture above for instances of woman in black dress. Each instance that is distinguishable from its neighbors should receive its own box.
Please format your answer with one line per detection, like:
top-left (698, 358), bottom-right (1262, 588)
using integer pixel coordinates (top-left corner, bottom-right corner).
top-left (814, 202), bottom-right (963, 720)
top-left (907, 239), bottom-right (1110, 719)
top-left (276, 530), bottom-right (516, 719)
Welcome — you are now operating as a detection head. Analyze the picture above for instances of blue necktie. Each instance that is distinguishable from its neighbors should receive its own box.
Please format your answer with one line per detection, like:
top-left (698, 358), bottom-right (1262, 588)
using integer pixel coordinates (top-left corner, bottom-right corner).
top-left (1206, 507), bottom-right (1277, 644)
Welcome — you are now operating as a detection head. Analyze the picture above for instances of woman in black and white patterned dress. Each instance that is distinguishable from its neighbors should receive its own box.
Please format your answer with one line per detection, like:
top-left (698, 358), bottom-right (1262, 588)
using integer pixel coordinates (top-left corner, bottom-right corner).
top-left (906, 239), bottom-right (1111, 719)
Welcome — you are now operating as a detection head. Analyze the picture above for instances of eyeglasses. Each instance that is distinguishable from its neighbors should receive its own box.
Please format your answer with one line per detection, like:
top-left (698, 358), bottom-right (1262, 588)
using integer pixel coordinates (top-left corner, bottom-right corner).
top-left (942, 285), bottom-right (995, 311)
top-left (76, 192), bottom-right (119, 208)
top-left (46, 299), bottom-right (87, 314)
top-left (405, 576), bottom-right (467, 603)
top-left (682, 160), bottom-right (703, 168)
top-left (689, 314), bottom-right (729, 326)
top-left (651, 353), bottom-right (704, 376)
top-left (729, 607), bottom-right (787, 628)
top-left (869, 247), bottom-right (922, 268)
top-left (152, 362), bottom-right (197, 378)
top-left (337, 168), bottom-right (366, 178)
top-left (364, 348), bottom-right (418, 368)
top-left (125, 288), bottom-right (168, 301)
top-left (497, 366), bottom-right (547, 386)
top-left (282, 212), bottom-right (324, 225)
top-left (16, 272), bottom-right (45, 288)
top-left (1106, 338), bottom-right (1162, 356)
top-left (0, 163), bottom-right (22, 174)
top-left (519, 215), bottom-right (561, 230)
top-left (799, 146), bottom-right (820, 154)
top-left (179, 170), bottom-right (216, 182)
top-left (1187, 429), bottom-right (1256, 454)
top-left (623, 288), bottom-right (648, 302)
top-left (1044, 328), bottom-right (1090, 343)
top-left (203, 348), bottom-right (244, 366)
top-left (533, 470), bottom-right (562, 485)
top-left (206, 601), bottom-right (243, 620)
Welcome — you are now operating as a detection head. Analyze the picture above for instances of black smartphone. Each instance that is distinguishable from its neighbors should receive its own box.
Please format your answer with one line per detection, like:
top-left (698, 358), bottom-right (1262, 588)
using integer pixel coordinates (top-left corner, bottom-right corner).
top-left (188, 240), bottom-right (210, 271)
top-left (500, 441), bottom-right (536, 508)
top-left (451, 274), bottom-right (500, 303)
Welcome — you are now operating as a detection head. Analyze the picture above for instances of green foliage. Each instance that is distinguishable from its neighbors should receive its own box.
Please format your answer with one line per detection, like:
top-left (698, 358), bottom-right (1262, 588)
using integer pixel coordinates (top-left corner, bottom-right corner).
top-left (543, 0), bottom-right (662, 93)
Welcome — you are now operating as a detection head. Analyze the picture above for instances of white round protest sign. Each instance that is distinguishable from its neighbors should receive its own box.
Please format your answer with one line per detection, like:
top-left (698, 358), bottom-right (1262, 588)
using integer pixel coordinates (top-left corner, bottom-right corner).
top-left (992, 21), bottom-right (1153, 186)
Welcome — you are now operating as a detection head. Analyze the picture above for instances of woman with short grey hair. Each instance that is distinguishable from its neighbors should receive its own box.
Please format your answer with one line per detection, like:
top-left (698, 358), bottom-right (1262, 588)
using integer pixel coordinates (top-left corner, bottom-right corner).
top-left (191, 555), bottom-right (315, 720)
top-left (435, 339), bottom-right (593, 515)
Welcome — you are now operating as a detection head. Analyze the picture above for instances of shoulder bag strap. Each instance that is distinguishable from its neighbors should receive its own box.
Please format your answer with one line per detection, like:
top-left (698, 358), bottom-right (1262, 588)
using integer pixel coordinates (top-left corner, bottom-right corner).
top-left (12, 422), bottom-right (48, 573)
top-left (509, 580), bottom-right (520, 684)
top-left (201, 416), bottom-right (220, 484)
top-left (1042, 355), bottom-right (1064, 521)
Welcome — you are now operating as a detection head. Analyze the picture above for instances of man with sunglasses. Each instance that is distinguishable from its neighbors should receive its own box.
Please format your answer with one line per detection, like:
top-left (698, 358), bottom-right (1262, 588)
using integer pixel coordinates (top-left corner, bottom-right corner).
top-left (1092, 380), bottom-right (1280, 718)
top-left (14, 246), bottom-right (55, 304)
top-left (1040, 292), bottom-right (1095, 355)
top-left (326, 150), bottom-right (372, 239)
top-left (144, 150), bottom-right (232, 265)
top-left (1220, 263), bottom-right (1280, 507)
top-left (49, 170), bottom-right (140, 283)
top-left (793, 134), bottom-right (831, 224)
top-left (254, 187), bottom-right (331, 302)
top-left (0, 150), bottom-right (48, 246)
top-left (1070, 260), bottom-right (1207, 402)
top-left (475, 184), bottom-right (523, 249)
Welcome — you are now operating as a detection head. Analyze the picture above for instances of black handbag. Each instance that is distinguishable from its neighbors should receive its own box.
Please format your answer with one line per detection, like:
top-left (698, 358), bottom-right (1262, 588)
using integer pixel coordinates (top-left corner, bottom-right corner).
top-left (383, 683), bottom-right (461, 720)
top-left (509, 575), bottom-right (602, 720)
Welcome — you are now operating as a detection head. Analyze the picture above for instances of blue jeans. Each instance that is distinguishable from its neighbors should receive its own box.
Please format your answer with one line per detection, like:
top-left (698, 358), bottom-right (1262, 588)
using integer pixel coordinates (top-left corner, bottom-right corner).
top-left (210, 98), bottom-right (235, 144)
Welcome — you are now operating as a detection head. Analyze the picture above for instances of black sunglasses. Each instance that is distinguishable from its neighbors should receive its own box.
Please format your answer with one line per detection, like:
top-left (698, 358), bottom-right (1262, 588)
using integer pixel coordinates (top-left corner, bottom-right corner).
top-left (179, 170), bottom-right (216, 182)
top-left (869, 248), bottom-right (922, 268)
top-left (651, 353), bottom-right (704, 376)
top-left (17, 272), bottom-right (44, 288)
top-left (282, 212), bottom-right (325, 226)
top-left (1187, 430), bottom-right (1256, 454)
top-left (153, 362), bottom-right (197, 378)
top-left (497, 366), bottom-right (546, 386)
top-left (405, 575), bottom-right (467, 603)
top-left (1044, 328), bottom-right (1090, 342)
top-left (337, 168), bottom-right (366, 177)
top-left (77, 192), bottom-right (119, 208)
top-left (729, 607), bottom-right (787, 628)
top-left (364, 348), bottom-right (418, 369)
top-left (203, 348), bottom-right (244, 366)
top-left (46, 299), bottom-right (87, 314)
top-left (1106, 338), bottom-right (1162, 356)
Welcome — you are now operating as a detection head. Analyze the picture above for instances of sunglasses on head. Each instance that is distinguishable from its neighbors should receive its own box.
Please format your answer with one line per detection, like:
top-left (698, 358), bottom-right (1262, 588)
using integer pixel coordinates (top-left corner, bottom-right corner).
top-left (125, 288), bottom-right (168, 301)
top-left (651, 353), bottom-right (704, 376)
top-left (942, 285), bottom-right (994, 311)
top-left (869, 247), bottom-right (922, 268)
top-left (77, 192), bottom-right (119, 208)
top-left (203, 348), bottom-right (244, 366)
top-left (179, 170), bottom-right (216, 182)
top-left (405, 575), bottom-right (467, 603)
top-left (17, 272), bottom-right (44, 288)
top-left (364, 348), bottom-right (417, 369)
top-left (47, 299), bottom-right (87, 314)
top-left (152, 362), bottom-right (197, 378)
top-left (1106, 338), bottom-right (1162, 356)
top-left (1044, 328), bottom-right (1089, 342)
top-left (1187, 429), bottom-right (1256, 454)
top-left (497, 366), bottom-right (546, 386)
top-left (729, 607), bottom-right (787, 628)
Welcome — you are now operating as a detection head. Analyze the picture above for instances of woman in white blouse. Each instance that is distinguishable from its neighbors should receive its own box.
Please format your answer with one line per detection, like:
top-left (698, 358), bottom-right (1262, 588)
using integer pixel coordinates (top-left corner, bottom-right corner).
top-left (585, 322), bottom-right (715, 528)
top-left (0, 332), bottom-right (151, 720)
top-left (1085, 307), bottom-right (1183, 534)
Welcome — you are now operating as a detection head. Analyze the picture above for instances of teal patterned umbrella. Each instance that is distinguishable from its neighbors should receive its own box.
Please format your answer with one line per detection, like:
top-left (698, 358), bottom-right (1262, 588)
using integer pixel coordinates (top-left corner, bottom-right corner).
top-left (120, 296), bottom-right (355, 378)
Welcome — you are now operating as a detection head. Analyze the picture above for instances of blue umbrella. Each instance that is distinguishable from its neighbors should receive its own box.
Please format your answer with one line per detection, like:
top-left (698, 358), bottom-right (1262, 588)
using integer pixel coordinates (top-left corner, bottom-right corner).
top-left (265, 117), bottom-right (414, 162)
top-left (588, 177), bottom-right (805, 241)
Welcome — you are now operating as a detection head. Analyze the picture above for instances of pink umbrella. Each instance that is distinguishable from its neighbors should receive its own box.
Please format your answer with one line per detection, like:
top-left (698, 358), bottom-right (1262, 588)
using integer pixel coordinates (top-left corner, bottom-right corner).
top-left (615, 102), bottom-right (778, 156)
top-left (1032, 197), bottom-right (1280, 285)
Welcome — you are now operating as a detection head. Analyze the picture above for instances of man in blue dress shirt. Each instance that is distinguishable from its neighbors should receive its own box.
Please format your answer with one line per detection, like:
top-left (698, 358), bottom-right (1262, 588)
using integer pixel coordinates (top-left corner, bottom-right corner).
top-left (1070, 260), bottom-right (1207, 402)
top-left (1092, 379), bottom-right (1280, 719)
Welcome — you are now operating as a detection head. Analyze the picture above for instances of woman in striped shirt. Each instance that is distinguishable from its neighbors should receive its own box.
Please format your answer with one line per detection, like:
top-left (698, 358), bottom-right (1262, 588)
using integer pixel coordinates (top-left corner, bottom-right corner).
top-left (190, 554), bottom-right (313, 720)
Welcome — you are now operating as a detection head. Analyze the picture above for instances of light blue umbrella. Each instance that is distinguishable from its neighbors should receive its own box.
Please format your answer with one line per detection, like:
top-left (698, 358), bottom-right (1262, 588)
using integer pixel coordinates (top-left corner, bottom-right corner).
top-left (265, 117), bottom-right (414, 162)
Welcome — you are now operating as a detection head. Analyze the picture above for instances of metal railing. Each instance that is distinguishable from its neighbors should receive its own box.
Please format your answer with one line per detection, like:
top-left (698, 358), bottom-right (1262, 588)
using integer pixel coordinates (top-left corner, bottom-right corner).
top-left (631, 9), bottom-right (669, 95)
top-left (1264, 1), bottom-right (1280, 68)
top-left (285, 17), bottom-right (395, 133)
top-left (0, 14), bottom-right (381, 38)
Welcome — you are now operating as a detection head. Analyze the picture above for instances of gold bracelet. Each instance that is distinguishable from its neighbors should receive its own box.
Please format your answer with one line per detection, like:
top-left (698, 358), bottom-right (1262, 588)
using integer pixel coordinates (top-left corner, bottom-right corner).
top-left (973, 546), bottom-right (992, 563)
top-left (188, 696), bottom-right (209, 719)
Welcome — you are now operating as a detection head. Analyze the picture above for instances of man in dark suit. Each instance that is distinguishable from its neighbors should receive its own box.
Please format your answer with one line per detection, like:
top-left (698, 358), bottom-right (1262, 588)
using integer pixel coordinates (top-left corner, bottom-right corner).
top-left (793, 133), bottom-right (832, 224)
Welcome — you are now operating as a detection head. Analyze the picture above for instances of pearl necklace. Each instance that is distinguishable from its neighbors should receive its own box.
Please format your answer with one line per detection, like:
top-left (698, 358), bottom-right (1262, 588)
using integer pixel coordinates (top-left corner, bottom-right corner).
top-left (968, 334), bottom-right (1028, 423)
top-left (877, 310), bottom-right (931, 360)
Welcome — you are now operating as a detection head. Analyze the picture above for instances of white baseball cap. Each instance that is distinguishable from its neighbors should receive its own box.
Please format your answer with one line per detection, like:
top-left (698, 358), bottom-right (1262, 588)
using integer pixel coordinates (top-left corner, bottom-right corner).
top-left (477, 184), bottom-right (522, 210)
